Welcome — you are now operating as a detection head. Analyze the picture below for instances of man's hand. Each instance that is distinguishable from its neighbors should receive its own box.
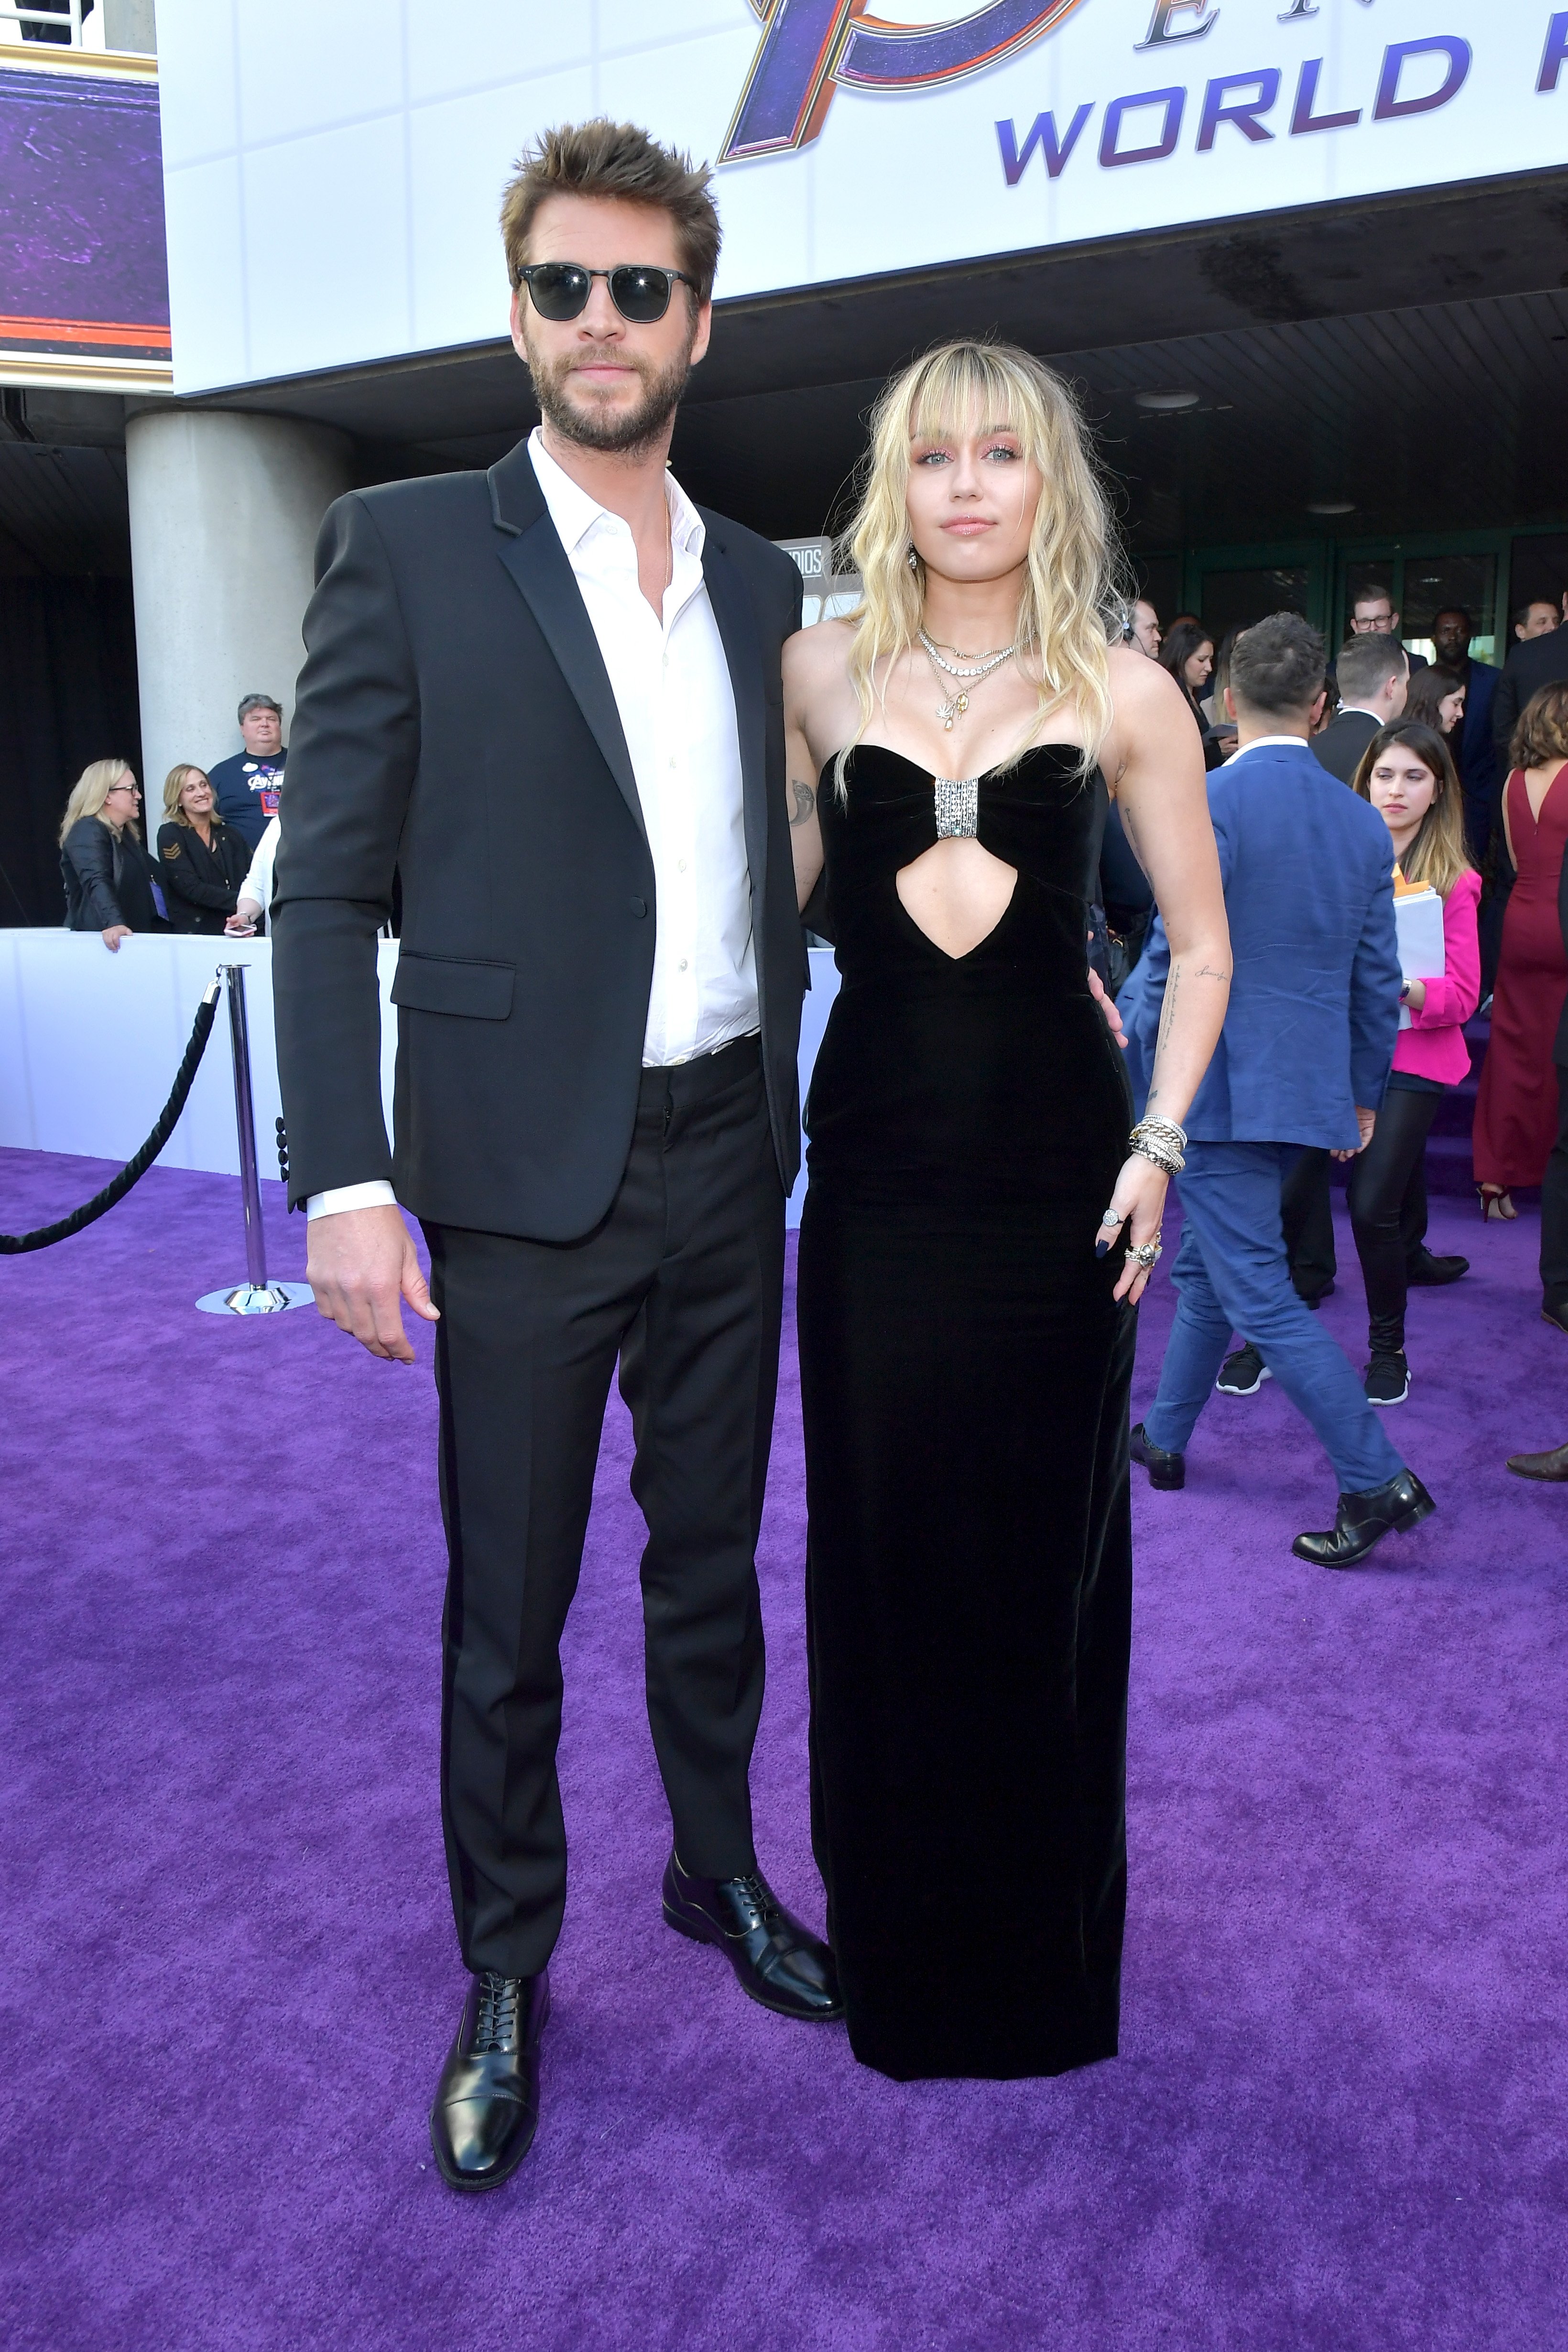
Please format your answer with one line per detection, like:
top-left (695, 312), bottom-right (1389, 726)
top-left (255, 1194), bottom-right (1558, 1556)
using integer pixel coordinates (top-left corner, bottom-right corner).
top-left (306, 1203), bottom-right (438, 1363)
top-left (1331, 1106), bottom-right (1378, 1163)
top-left (101, 925), bottom-right (132, 952)
top-left (1087, 965), bottom-right (1128, 1050)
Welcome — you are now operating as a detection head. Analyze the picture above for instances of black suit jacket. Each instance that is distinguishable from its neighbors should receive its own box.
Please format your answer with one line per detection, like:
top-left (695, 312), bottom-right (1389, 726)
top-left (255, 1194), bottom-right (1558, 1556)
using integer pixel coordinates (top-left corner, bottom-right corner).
top-left (156, 819), bottom-right (251, 934)
top-left (1309, 708), bottom-right (1380, 786)
top-left (61, 817), bottom-right (167, 933)
top-left (271, 440), bottom-right (806, 1241)
top-left (1493, 622), bottom-right (1568, 767)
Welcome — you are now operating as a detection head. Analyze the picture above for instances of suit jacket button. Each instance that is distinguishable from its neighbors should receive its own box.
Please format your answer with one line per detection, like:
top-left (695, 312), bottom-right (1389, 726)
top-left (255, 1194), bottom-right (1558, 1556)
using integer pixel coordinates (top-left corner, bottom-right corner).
top-left (629, 896), bottom-right (647, 917)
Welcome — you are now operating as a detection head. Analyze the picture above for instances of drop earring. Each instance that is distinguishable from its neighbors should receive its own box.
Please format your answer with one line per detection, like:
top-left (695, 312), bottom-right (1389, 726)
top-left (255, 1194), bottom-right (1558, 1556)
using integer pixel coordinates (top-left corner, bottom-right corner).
top-left (906, 546), bottom-right (919, 572)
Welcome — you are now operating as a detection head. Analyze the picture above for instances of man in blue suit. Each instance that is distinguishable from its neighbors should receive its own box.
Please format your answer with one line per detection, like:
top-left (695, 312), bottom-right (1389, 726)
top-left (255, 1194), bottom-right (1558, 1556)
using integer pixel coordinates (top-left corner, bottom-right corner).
top-left (1122, 613), bottom-right (1435, 1567)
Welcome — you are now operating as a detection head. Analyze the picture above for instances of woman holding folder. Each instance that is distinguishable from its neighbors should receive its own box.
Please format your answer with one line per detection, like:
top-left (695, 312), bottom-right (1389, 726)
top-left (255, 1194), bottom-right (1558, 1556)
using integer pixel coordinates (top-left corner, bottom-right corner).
top-left (1349, 723), bottom-right (1480, 1404)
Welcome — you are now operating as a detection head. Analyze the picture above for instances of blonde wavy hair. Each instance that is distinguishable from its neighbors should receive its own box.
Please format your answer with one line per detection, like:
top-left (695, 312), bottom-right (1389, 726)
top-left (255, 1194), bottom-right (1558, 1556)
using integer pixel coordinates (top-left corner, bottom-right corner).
top-left (58, 757), bottom-right (137, 846)
top-left (836, 339), bottom-right (1125, 795)
top-left (162, 763), bottom-right (218, 826)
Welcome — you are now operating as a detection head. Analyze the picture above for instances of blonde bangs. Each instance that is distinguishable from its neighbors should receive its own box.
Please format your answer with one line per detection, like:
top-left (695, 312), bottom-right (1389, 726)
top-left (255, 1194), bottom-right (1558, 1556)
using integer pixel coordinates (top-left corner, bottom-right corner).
top-left (835, 339), bottom-right (1125, 797)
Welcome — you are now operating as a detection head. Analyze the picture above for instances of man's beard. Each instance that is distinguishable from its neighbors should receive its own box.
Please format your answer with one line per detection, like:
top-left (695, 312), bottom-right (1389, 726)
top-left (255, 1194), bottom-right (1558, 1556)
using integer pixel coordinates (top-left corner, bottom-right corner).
top-left (527, 334), bottom-right (692, 457)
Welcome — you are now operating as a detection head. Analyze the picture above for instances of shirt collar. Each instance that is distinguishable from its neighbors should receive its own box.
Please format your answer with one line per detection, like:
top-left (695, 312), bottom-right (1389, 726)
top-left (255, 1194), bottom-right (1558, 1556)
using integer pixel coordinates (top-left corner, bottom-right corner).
top-left (527, 426), bottom-right (704, 560)
top-left (1225, 733), bottom-right (1313, 763)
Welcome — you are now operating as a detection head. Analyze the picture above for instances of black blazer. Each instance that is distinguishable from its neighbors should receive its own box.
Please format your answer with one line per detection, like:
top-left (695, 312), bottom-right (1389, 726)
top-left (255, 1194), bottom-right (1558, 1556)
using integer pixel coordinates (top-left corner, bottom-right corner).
top-left (61, 817), bottom-right (167, 933)
top-left (271, 439), bottom-right (806, 1241)
top-left (1310, 708), bottom-right (1381, 786)
top-left (156, 819), bottom-right (251, 933)
top-left (1492, 623), bottom-right (1568, 766)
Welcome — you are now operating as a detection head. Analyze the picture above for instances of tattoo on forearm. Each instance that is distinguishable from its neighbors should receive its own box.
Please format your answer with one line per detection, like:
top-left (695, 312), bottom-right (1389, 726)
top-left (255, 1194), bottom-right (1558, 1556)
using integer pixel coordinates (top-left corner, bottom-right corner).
top-left (790, 778), bottom-right (816, 827)
top-left (1157, 961), bottom-right (1180, 1053)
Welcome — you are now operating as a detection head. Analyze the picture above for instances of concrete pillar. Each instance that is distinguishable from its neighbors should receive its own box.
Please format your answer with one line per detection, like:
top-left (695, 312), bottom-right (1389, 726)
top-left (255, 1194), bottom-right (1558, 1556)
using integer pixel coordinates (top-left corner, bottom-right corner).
top-left (124, 408), bottom-right (354, 803)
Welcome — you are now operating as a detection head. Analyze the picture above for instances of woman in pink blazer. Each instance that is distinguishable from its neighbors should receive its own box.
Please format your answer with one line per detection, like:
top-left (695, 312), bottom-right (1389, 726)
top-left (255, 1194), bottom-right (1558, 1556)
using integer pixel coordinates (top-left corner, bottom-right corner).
top-left (1349, 723), bottom-right (1481, 1404)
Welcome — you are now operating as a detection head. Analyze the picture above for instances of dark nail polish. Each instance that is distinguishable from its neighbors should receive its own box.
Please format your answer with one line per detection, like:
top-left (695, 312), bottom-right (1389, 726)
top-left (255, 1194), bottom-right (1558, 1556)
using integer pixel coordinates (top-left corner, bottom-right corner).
top-left (1095, 1237), bottom-right (1111, 1257)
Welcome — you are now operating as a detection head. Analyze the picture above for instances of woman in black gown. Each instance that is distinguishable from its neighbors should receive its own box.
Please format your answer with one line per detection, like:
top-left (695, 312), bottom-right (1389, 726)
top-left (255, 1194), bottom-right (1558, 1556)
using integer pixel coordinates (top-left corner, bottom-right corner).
top-left (784, 343), bottom-right (1230, 2081)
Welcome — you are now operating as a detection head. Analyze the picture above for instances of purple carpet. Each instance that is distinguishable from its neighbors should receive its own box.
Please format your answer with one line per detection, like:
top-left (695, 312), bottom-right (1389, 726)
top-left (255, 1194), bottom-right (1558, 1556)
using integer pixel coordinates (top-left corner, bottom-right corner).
top-left (2, 1146), bottom-right (1565, 2351)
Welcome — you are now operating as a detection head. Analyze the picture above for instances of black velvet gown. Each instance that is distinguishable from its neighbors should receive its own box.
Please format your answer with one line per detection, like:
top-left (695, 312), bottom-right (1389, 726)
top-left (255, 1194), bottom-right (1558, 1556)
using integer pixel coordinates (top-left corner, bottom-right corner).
top-left (796, 744), bottom-right (1136, 2082)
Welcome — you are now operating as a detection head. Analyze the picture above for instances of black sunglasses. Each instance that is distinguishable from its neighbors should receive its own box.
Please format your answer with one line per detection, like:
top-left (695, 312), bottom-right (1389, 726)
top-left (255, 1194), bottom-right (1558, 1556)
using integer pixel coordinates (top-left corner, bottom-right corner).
top-left (515, 261), bottom-right (698, 325)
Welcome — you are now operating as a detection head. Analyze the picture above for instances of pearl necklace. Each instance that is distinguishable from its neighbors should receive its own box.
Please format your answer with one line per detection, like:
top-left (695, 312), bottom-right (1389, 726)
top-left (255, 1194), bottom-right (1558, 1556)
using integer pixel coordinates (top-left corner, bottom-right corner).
top-left (918, 629), bottom-right (1022, 730)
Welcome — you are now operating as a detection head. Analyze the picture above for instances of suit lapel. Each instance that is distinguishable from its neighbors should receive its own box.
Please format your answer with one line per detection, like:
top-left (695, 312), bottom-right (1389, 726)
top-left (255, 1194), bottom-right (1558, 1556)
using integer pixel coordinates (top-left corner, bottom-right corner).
top-left (488, 443), bottom-right (646, 846)
top-left (700, 533), bottom-right (768, 915)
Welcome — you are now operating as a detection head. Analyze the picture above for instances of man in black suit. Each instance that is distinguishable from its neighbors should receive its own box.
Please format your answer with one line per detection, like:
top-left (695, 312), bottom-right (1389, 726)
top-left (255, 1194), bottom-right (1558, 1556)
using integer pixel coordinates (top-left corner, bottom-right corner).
top-left (271, 120), bottom-right (840, 2196)
top-left (1311, 633), bottom-right (1409, 784)
top-left (1492, 591), bottom-right (1568, 773)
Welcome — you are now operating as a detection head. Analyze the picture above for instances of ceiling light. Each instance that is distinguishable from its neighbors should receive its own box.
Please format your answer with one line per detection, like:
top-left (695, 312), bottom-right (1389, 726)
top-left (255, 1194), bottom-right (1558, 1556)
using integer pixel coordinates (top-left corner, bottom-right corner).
top-left (1306, 499), bottom-right (1357, 515)
top-left (1134, 389), bottom-right (1201, 412)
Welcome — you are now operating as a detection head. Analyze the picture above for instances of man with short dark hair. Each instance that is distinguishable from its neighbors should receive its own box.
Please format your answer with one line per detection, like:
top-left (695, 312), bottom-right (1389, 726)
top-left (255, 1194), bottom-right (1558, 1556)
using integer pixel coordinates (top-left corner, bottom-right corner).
top-left (1122, 612), bottom-right (1433, 1564)
top-left (1513, 597), bottom-right (1560, 644)
top-left (207, 693), bottom-right (286, 851)
top-left (1131, 597), bottom-right (1161, 658)
top-left (1492, 590), bottom-right (1568, 773)
top-left (272, 118), bottom-right (838, 2195)
top-left (1311, 635), bottom-right (1409, 784)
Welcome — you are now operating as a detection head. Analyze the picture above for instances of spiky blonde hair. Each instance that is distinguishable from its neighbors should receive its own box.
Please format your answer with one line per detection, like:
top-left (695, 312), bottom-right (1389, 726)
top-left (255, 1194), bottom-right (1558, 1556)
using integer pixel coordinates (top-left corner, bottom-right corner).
top-left (836, 340), bottom-right (1124, 795)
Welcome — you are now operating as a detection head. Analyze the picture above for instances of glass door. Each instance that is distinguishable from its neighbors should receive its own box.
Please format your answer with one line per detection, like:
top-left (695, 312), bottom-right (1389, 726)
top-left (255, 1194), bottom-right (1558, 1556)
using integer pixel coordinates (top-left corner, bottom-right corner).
top-left (1181, 542), bottom-right (1330, 643)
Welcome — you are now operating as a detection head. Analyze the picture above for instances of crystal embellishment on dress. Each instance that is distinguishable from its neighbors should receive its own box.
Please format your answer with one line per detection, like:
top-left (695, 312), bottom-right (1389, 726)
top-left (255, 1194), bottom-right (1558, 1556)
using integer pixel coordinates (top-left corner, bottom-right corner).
top-left (934, 777), bottom-right (980, 839)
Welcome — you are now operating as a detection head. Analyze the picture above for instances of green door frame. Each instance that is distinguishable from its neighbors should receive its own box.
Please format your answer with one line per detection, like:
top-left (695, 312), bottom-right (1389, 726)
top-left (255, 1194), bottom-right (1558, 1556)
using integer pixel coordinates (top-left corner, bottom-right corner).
top-left (1179, 541), bottom-right (1332, 638)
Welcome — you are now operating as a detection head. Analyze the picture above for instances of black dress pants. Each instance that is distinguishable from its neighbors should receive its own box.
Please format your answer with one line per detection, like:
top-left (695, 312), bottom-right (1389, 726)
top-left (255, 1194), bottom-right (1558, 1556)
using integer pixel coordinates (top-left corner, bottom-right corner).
top-left (1285, 1137), bottom-right (1428, 1301)
top-left (1346, 1087), bottom-right (1445, 1350)
top-left (1543, 1059), bottom-right (1568, 1314)
top-left (422, 1037), bottom-right (784, 1979)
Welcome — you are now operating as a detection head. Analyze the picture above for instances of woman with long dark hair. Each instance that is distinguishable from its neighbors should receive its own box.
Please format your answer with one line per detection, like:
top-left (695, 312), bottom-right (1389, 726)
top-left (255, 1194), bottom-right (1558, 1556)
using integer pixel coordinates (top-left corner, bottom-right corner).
top-left (782, 342), bottom-right (1230, 2081)
top-left (1160, 619), bottom-right (1225, 769)
top-left (1348, 723), bottom-right (1480, 1401)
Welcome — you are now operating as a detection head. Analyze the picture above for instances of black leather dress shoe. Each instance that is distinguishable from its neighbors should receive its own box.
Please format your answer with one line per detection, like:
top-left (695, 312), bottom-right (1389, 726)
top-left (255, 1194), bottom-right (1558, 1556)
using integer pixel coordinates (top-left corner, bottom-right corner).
top-left (1407, 1248), bottom-right (1469, 1286)
top-left (1129, 1421), bottom-right (1185, 1489)
top-left (429, 1969), bottom-right (549, 2193)
top-left (1291, 1469), bottom-right (1436, 1568)
top-left (662, 1852), bottom-right (843, 2021)
top-left (1507, 1441), bottom-right (1568, 1481)
top-left (1543, 1300), bottom-right (1568, 1338)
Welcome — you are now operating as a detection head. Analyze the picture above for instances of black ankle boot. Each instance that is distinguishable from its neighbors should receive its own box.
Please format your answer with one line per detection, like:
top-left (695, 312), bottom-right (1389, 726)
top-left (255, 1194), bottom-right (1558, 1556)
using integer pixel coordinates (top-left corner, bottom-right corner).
top-left (1292, 1469), bottom-right (1436, 1567)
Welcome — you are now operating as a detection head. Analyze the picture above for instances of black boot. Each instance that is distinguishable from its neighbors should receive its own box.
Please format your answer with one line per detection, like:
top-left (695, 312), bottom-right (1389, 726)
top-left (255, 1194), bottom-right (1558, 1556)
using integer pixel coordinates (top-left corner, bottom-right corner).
top-left (429, 1969), bottom-right (549, 2193)
top-left (662, 1852), bottom-right (843, 2021)
top-left (1407, 1247), bottom-right (1469, 1285)
top-left (1130, 1422), bottom-right (1185, 1489)
top-left (1292, 1470), bottom-right (1436, 1568)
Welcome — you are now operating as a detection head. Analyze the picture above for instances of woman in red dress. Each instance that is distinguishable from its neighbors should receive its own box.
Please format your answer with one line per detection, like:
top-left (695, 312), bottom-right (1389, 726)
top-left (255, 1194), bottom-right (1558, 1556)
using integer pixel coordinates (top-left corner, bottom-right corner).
top-left (1473, 684), bottom-right (1568, 1217)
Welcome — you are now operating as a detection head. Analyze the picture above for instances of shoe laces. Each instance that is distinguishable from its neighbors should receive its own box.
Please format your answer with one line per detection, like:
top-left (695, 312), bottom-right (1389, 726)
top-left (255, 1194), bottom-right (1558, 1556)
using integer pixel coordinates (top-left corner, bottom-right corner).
top-left (472, 1971), bottom-right (523, 2054)
top-left (724, 1872), bottom-right (780, 1931)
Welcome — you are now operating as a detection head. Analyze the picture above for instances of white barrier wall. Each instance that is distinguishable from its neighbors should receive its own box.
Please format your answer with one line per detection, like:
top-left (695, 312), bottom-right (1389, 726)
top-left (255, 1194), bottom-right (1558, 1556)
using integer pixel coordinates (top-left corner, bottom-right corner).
top-left (0, 933), bottom-right (839, 1229)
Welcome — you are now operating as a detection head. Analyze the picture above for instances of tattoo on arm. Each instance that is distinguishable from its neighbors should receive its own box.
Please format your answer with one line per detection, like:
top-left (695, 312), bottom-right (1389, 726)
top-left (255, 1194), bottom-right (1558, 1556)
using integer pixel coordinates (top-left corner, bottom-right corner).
top-left (1157, 960), bottom-right (1181, 1053)
top-left (790, 778), bottom-right (816, 827)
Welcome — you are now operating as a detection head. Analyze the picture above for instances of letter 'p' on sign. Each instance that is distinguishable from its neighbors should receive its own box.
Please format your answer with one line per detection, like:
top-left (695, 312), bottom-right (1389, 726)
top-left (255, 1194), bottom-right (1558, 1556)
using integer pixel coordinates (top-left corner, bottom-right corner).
top-left (720, 0), bottom-right (1087, 163)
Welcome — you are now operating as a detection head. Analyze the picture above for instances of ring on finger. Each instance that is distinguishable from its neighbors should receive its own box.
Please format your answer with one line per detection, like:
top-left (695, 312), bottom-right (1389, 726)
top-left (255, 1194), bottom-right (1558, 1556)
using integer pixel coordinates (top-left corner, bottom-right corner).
top-left (1125, 1236), bottom-right (1163, 1270)
top-left (1100, 1208), bottom-right (1122, 1226)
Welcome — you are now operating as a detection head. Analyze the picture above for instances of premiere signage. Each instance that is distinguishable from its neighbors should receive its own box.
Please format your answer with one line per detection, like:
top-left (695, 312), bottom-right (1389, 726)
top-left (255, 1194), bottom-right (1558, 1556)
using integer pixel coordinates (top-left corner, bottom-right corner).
top-left (706, 2), bottom-right (1568, 300)
top-left (156, 0), bottom-right (1568, 393)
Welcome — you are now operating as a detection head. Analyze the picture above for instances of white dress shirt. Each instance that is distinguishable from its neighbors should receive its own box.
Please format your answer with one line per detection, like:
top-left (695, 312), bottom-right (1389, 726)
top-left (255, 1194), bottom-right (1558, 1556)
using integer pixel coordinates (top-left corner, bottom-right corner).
top-left (308, 430), bottom-right (755, 1220)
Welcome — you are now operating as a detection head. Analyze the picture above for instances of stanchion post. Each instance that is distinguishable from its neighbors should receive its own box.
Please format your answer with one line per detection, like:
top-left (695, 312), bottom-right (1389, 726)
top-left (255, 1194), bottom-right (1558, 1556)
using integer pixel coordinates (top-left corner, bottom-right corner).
top-left (228, 961), bottom-right (268, 1290)
top-left (195, 958), bottom-right (314, 1317)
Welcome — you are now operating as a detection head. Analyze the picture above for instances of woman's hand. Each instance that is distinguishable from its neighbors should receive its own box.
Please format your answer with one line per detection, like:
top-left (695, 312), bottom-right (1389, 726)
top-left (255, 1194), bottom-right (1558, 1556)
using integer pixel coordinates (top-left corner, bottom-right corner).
top-left (101, 925), bottom-right (132, 952)
top-left (225, 900), bottom-right (261, 936)
top-left (1402, 977), bottom-right (1427, 1010)
top-left (1097, 1152), bottom-right (1170, 1305)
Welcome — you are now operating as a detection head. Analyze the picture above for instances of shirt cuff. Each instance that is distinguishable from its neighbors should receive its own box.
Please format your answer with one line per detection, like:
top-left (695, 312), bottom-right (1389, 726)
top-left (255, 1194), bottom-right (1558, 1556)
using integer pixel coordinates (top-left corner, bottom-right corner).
top-left (305, 1180), bottom-right (398, 1220)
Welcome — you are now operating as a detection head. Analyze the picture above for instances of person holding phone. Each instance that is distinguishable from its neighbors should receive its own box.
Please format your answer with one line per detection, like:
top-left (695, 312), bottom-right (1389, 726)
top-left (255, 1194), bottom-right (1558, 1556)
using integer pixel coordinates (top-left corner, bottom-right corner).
top-left (1347, 724), bottom-right (1481, 1404)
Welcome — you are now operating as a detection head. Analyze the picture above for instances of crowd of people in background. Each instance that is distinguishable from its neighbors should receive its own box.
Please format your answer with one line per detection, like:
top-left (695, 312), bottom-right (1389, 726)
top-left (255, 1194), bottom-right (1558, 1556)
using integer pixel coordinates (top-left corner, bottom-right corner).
top-left (1109, 583), bottom-right (1568, 1483)
top-left (57, 691), bottom-right (287, 948)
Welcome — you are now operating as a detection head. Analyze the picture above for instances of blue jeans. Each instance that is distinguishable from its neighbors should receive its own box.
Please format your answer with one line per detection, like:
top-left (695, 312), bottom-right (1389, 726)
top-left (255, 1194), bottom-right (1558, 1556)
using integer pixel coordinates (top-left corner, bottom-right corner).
top-left (1144, 1141), bottom-right (1405, 1496)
